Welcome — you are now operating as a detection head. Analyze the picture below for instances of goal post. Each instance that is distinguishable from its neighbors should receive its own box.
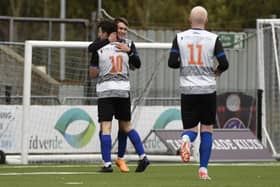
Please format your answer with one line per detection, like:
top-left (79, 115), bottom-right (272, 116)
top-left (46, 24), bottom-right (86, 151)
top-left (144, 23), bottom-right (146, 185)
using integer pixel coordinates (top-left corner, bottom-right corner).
top-left (257, 19), bottom-right (280, 158)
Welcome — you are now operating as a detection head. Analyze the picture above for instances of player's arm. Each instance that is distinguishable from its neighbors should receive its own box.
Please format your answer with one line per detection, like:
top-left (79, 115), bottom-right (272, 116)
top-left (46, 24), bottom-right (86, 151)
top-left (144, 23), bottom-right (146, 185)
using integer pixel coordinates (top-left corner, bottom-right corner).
top-left (214, 37), bottom-right (229, 76)
top-left (168, 36), bottom-right (180, 68)
top-left (115, 41), bottom-right (141, 70)
top-left (88, 38), bottom-right (109, 52)
top-left (88, 32), bottom-right (118, 52)
top-left (89, 52), bottom-right (99, 79)
top-left (128, 41), bottom-right (141, 69)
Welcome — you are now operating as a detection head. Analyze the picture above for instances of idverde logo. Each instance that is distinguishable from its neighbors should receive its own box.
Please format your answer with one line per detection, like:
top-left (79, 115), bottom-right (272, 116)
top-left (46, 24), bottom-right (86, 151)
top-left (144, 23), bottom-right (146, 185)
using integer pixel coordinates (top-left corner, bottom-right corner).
top-left (153, 108), bottom-right (181, 129)
top-left (55, 108), bottom-right (96, 148)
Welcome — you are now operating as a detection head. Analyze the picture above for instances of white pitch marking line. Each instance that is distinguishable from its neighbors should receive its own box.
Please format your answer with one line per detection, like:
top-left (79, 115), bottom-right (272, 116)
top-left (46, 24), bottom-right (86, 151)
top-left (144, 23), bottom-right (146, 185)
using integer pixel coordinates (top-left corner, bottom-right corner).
top-left (65, 182), bottom-right (83, 185)
top-left (0, 172), bottom-right (100, 176)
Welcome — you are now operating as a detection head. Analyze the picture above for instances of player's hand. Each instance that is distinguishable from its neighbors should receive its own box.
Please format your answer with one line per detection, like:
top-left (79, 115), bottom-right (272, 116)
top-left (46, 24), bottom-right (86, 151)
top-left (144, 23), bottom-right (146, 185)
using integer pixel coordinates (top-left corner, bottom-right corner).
top-left (214, 69), bottom-right (222, 77)
top-left (115, 42), bottom-right (131, 53)
top-left (129, 63), bottom-right (136, 71)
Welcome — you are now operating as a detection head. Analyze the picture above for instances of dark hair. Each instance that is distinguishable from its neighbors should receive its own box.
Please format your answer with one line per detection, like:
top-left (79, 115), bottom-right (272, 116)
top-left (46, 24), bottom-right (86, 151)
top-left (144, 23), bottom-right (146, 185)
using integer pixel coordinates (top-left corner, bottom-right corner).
top-left (97, 20), bottom-right (117, 35)
top-left (114, 17), bottom-right (129, 27)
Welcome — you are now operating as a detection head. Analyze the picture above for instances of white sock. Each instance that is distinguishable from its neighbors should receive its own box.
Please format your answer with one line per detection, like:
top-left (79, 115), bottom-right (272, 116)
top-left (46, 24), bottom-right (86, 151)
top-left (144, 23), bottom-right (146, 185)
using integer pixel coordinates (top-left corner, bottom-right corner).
top-left (139, 154), bottom-right (146, 160)
top-left (182, 135), bottom-right (190, 142)
top-left (199, 167), bottom-right (208, 174)
top-left (104, 162), bottom-right (112, 167)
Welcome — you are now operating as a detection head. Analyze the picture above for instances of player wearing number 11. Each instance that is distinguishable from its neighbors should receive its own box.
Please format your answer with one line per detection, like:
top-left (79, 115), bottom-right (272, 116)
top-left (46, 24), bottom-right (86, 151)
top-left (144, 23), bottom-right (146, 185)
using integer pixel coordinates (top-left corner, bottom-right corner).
top-left (168, 6), bottom-right (229, 180)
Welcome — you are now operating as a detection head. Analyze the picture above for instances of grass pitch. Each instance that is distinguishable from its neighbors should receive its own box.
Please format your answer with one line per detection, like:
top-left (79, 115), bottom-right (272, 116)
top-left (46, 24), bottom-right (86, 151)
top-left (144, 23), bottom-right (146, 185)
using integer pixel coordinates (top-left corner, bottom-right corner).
top-left (0, 163), bottom-right (280, 187)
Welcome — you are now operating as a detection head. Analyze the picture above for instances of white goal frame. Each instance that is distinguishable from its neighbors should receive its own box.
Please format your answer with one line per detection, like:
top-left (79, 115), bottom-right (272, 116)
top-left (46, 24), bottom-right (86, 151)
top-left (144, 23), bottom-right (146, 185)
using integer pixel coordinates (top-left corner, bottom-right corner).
top-left (257, 19), bottom-right (280, 158)
top-left (21, 40), bottom-right (171, 164)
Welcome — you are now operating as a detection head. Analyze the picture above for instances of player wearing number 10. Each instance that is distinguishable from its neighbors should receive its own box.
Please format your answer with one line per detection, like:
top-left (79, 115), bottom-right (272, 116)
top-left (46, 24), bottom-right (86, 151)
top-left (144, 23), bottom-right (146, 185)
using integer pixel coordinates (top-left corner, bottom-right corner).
top-left (89, 21), bottom-right (150, 173)
top-left (89, 18), bottom-right (144, 173)
top-left (168, 6), bottom-right (229, 180)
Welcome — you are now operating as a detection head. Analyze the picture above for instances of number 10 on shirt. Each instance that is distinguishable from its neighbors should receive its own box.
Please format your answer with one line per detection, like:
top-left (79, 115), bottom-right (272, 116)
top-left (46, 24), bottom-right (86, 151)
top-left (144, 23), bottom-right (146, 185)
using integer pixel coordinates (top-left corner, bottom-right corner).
top-left (110, 55), bottom-right (123, 73)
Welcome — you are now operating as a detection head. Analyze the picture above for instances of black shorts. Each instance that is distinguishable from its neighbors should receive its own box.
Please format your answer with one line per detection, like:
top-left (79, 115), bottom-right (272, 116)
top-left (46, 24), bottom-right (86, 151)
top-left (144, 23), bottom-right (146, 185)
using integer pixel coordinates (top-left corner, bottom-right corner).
top-left (97, 97), bottom-right (131, 122)
top-left (181, 92), bottom-right (216, 129)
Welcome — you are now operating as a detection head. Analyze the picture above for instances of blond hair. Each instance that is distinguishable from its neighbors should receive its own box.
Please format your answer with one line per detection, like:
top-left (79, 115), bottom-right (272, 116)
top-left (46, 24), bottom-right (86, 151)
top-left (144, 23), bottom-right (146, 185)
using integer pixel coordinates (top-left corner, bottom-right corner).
top-left (190, 6), bottom-right (208, 24)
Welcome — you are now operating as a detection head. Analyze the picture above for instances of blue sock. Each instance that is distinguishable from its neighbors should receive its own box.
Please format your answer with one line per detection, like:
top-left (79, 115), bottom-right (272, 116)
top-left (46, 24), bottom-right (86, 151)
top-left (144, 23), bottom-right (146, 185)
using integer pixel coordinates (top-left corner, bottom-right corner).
top-left (127, 129), bottom-right (144, 156)
top-left (117, 130), bottom-right (127, 158)
top-left (199, 132), bottom-right (213, 168)
top-left (100, 134), bottom-right (112, 163)
top-left (181, 131), bottom-right (197, 142)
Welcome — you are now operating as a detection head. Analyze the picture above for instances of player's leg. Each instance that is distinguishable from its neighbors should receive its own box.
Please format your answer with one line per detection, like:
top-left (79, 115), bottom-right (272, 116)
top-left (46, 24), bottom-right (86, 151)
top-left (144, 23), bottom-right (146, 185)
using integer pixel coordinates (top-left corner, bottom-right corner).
top-left (117, 122), bottom-right (127, 160)
top-left (180, 94), bottom-right (199, 163)
top-left (198, 92), bottom-right (216, 180)
top-left (198, 125), bottom-right (213, 180)
top-left (115, 98), bottom-right (150, 172)
top-left (115, 121), bottom-right (129, 173)
top-left (100, 121), bottom-right (113, 172)
top-left (123, 121), bottom-right (149, 172)
top-left (113, 98), bottom-right (130, 172)
top-left (97, 98), bottom-right (114, 172)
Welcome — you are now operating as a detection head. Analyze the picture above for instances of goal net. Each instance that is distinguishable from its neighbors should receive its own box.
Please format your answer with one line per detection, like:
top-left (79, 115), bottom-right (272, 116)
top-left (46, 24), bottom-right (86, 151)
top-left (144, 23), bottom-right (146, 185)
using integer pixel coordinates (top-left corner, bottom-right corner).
top-left (257, 19), bottom-right (280, 158)
top-left (3, 41), bottom-right (176, 164)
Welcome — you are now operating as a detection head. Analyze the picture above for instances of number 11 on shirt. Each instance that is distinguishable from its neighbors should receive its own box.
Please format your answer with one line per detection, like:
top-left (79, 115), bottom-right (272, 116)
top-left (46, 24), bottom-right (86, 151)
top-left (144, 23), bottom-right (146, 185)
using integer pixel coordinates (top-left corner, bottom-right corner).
top-left (188, 44), bottom-right (203, 65)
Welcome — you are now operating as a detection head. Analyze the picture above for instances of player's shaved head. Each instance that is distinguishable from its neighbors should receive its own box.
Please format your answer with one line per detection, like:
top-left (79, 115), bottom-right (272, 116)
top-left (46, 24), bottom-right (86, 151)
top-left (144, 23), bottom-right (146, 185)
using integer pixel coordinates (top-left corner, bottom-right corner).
top-left (190, 6), bottom-right (208, 25)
